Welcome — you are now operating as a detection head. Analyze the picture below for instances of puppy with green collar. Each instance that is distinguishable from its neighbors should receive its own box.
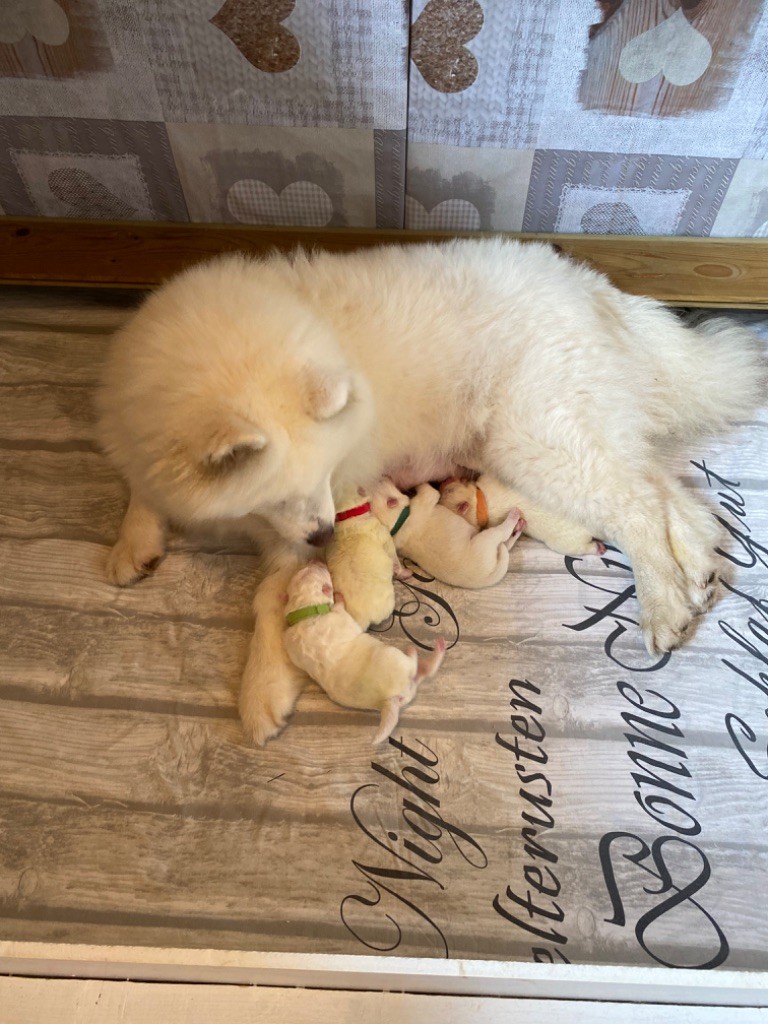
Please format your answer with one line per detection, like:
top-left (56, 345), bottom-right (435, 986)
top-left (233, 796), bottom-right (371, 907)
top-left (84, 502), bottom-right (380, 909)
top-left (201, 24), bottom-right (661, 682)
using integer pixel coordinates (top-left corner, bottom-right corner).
top-left (283, 561), bottom-right (445, 744)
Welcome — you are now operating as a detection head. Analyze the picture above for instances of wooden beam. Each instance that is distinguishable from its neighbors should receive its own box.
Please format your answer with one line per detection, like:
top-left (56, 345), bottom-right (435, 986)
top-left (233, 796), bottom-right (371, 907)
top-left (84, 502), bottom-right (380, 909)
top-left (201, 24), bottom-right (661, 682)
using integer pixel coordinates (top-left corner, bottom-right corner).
top-left (3, 942), bottom-right (768, 1006)
top-left (3, 977), bottom-right (767, 1024)
top-left (1, 217), bottom-right (767, 307)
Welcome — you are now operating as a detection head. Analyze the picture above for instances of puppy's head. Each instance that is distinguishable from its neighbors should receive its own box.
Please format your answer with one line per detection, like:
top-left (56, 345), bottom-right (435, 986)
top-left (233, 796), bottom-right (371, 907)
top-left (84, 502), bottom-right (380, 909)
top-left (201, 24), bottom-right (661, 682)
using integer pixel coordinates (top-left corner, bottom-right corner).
top-left (438, 478), bottom-right (478, 526)
top-left (370, 477), bottom-right (409, 530)
top-left (286, 560), bottom-right (333, 611)
top-left (97, 255), bottom-right (373, 547)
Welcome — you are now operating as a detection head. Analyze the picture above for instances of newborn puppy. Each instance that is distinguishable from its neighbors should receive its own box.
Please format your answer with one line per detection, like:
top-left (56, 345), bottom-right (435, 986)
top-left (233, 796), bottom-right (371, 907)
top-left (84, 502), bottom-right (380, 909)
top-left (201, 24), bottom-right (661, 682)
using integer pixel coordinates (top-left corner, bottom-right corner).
top-left (283, 561), bottom-right (445, 743)
top-left (325, 485), bottom-right (405, 630)
top-left (439, 474), bottom-right (605, 557)
top-left (371, 479), bottom-right (524, 589)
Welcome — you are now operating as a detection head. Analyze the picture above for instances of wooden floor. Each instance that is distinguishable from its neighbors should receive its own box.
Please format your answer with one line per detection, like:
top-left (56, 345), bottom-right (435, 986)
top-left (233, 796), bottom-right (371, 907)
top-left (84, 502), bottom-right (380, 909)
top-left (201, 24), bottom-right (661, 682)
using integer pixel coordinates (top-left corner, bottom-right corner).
top-left (1, 287), bottom-right (768, 974)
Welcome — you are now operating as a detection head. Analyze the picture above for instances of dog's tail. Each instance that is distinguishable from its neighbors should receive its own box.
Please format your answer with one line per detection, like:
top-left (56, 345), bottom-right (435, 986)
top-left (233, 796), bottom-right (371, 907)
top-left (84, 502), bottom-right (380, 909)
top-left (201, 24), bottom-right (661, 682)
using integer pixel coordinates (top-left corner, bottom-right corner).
top-left (651, 312), bottom-right (767, 439)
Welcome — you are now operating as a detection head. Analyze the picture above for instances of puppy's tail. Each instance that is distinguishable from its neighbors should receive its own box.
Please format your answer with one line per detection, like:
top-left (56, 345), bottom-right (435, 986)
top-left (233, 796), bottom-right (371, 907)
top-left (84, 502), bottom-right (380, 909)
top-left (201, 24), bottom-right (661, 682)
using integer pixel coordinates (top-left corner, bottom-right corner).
top-left (654, 312), bottom-right (767, 438)
top-left (414, 636), bottom-right (447, 683)
top-left (372, 638), bottom-right (447, 745)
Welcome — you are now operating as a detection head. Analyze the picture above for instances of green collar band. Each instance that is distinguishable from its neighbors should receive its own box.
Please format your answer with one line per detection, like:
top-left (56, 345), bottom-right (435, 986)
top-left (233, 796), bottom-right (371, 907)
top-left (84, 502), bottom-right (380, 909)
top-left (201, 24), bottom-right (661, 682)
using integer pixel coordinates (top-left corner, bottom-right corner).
top-left (285, 603), bottom-right (333, 627)
top-left (390, 505), bottom-right (411, 537)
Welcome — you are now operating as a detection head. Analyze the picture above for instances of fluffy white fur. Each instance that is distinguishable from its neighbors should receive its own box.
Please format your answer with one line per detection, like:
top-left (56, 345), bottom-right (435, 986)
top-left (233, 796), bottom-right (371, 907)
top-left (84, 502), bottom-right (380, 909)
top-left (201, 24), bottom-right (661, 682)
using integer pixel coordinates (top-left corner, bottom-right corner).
top-left (372, 480), bottom-right (524, 588)
top-left (283, 561), bottom-right (445, 743)
top-left (325, 486), bottom-right (400, 629)
top-left (439, 473), bottom-right (604, 556)
top-left (96, 238), bottom-right (767, 743)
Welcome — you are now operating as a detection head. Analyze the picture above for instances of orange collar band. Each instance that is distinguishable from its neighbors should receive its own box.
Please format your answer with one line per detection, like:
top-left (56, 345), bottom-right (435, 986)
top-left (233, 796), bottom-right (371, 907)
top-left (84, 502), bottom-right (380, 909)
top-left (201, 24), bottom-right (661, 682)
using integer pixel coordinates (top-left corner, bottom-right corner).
top-left (475, 486), bottom-right (489, 529)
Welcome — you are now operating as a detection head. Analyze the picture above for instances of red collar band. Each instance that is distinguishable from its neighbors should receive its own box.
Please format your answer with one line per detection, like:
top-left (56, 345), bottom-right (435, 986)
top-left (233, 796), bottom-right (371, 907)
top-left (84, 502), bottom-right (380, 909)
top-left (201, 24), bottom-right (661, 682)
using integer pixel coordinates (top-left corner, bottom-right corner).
top-left (335, 501), bottom-right (371, 523)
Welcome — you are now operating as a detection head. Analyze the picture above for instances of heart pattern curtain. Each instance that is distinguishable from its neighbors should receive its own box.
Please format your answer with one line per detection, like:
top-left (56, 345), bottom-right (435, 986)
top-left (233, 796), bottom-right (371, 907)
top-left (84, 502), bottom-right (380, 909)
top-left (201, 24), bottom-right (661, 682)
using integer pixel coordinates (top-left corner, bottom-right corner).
top-left (0, 0), bottom-right (766, 236)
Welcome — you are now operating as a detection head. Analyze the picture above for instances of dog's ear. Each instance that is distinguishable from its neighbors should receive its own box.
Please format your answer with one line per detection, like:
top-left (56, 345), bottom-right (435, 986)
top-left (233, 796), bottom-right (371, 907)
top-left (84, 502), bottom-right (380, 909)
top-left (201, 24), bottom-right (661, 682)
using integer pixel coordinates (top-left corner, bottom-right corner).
top-left (302, 366), bottom-right (352, 421)
top-left (201, 420), bottom-right (267, 469)
top-left (457, 500), bottom-right (469, 516)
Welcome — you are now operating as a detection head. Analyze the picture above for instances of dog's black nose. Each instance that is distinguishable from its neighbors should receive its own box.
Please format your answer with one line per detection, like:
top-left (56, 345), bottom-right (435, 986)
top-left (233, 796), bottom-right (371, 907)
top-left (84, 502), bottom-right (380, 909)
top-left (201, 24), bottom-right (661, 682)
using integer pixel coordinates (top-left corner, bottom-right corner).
top-left (307, 523), bottom-right (334, 547)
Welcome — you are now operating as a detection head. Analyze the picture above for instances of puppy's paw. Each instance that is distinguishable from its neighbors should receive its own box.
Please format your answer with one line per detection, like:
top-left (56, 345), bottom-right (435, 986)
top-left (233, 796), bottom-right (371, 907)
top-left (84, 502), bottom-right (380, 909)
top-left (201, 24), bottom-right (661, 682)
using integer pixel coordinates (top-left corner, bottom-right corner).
top-left (539, 529), bottom-right (604, 557)
top-left (501, 510), bottom-right (525, 549)
top-left (106, 536), bottom-right (164, 587)
top-left (561, 540), bottom-right (606, 557)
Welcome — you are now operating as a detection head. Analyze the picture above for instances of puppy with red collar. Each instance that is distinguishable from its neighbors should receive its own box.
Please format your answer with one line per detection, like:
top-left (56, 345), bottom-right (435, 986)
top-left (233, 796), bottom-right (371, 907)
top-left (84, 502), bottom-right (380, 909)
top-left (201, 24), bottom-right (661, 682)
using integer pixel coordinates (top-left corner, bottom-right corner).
top-left (325, 485), bottom-right (407, 630)
top-left (283, 561), bottom-right (445, 743)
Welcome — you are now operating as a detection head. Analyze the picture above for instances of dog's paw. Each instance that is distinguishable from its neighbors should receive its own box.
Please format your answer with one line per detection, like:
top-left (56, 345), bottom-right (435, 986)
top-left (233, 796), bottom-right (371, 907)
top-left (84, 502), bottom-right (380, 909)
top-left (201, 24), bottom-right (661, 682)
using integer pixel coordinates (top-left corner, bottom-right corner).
top-left (666, 491), bottom-right (723, 615)
top-left (639, 576), bottom-right (698, 656)
top-left (239, 670), bottom-right (303, 746)
top-left (240, 695), bottom-right (292, 746)
top-left (106, 536), bottom-right (164, 587)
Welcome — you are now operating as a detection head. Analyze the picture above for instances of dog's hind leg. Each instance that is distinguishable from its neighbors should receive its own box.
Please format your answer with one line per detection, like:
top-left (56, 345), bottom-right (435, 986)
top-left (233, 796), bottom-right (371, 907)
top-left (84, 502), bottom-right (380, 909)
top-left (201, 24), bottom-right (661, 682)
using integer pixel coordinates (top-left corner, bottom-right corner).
top-left (663, 476), bottom-right (722, 613)
top-left (239, 545), bottom-right (310, 745)
top-left (485, 438), bottom-right (717, 655)
top-left (106, 493), bottom-right (167, 586)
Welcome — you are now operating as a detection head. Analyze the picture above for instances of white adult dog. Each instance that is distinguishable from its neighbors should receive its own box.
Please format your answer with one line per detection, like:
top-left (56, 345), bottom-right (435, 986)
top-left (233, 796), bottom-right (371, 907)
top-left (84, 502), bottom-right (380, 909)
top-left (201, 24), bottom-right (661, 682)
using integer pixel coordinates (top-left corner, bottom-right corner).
top-left (97, 239), bottom-right (765, 744)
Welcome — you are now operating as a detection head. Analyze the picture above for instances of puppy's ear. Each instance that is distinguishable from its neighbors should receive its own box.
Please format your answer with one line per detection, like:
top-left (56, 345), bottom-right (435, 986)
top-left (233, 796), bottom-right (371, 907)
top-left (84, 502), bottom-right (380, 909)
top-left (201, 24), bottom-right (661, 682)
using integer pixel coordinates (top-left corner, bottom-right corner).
top-left (457, 500), bottom-right (469, 516)
top-left (302, 366), bottom-right (352, 421)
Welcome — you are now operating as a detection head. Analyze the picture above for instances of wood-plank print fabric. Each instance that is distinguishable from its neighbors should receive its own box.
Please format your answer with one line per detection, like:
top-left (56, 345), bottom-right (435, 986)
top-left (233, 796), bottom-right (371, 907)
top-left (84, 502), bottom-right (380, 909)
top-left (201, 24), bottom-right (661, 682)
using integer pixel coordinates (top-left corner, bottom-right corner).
top-left (1, 287), bottom-right (767, 971)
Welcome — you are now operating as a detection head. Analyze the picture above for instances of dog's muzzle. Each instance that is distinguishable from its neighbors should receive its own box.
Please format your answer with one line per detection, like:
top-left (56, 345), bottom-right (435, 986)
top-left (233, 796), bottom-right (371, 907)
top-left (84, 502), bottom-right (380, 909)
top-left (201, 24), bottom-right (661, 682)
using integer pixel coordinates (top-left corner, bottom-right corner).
top-left (306, 523), bottom-right (334, 547)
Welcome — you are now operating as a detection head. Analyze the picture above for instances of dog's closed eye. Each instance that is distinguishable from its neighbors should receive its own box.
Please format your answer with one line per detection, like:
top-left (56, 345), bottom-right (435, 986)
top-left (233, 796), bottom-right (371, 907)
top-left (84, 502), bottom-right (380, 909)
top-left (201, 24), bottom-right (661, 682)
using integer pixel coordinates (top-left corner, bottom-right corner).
top-left (201, 436), bottom-right (266, 474)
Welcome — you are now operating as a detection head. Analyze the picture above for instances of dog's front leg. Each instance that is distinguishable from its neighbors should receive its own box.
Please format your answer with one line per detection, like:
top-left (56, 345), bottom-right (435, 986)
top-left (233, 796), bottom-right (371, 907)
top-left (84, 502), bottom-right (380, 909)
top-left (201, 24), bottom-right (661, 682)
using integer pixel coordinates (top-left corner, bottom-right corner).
top-left (107, 492), bottom-right (167, 586)
top-left (239, 544), bottom-right (310, 745)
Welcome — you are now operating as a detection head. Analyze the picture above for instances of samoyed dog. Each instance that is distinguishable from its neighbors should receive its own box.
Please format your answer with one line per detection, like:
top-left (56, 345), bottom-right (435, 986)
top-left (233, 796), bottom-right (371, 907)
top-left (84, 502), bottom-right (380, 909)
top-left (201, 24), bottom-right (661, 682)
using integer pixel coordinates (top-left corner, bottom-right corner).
top-left (97, 238), bottom-right (765, 744)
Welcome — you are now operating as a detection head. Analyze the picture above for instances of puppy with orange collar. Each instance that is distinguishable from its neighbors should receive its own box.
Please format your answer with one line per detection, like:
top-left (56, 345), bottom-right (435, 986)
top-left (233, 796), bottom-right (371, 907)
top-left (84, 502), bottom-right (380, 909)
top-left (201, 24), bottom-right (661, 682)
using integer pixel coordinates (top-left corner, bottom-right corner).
top-left (283, 560), bottom-right (445, 743)
top-left (438, 474), bottom-right (605, 557)
top-left (372, 478), bottom-right (525, 588)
